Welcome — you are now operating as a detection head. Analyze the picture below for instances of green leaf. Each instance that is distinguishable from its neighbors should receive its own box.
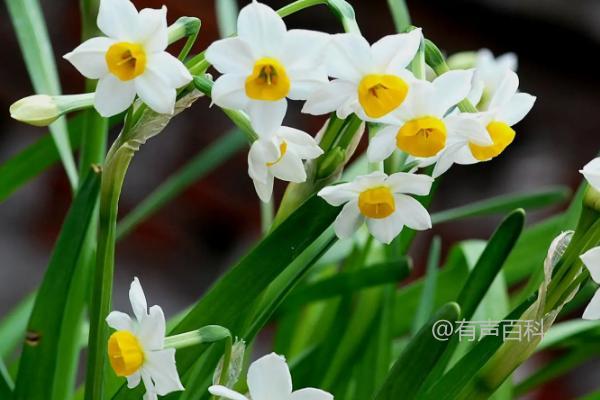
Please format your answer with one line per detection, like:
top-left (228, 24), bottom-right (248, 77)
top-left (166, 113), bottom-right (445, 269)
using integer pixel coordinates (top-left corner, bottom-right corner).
top-left (412, 236), bottom-right (441, 334)
top-left (431, 187), bottom-right (570, 226)
top-left (116, 129), bottom-right (246, 239)
top-left (5, 0), bottom-right (78, 187)
top-left (110, 194), bottom-right (340, 399)
top-left (373, 302), bottom-right (461, 400)
top-left (280, 259), bottom-right (410, 311)
top-left (456, 209), bottom-right (525, 320)
top-left (0, 293), bottom-right (35, 359)
top-left (419, 296), bottom-right (537, 400)
top-left (538, 320), bottom-right (600, 351)
top-left (0, 116), bottom-right (84, 202)
top-left (215, 0), bottom-right (238, 38)
top-left (12, 169), bottom-right (100, 400)
top-left (0, 358), bottom-right (13, 397)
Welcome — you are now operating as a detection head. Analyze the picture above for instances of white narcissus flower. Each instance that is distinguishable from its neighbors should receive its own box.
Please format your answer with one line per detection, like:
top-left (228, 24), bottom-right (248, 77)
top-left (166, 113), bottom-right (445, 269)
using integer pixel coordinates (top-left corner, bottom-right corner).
top-left (433, 70), bottom-right (536, 177)
top-left (64, 0), bottom-right (192, 117)
top-left (580, 158), bottom-right (600, 192)
top-left (367, 70), bottom-right (492, 167)
top-left (318, 171), bottom-right (433, 244)
top-left (467, 49), bottom-right (518, 108)
top-left (302, 29), bottom-right (422, 121)
top-left (106, 277), bottom-right (184, 400)
top-left (579, 247), bottom-right (600, 320)
top-left (248, 125), bottom-right (323, 202)
top-left (209, 353), bottom-right (333, 400)
top-left (205, 1), bottom-right (329, 135)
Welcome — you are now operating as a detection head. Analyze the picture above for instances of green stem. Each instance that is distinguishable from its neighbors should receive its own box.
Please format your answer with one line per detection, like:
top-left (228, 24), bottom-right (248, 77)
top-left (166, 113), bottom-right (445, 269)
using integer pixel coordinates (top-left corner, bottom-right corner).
top-left (387, 0), bottom-right (411, 32)
top-left (261, 199), bottom-right (274, 234)
top-left (164, 325), bottom-right (231, 349)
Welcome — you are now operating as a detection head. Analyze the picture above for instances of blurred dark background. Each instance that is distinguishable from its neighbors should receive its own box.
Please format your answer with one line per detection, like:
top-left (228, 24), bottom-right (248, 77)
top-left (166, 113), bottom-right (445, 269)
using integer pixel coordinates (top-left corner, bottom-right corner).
top-left (1, 0), bottom-right (599, 398)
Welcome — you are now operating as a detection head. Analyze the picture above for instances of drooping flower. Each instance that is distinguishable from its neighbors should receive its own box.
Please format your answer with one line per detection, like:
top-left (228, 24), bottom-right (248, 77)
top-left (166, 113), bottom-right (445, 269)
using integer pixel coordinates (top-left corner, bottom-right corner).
top-left (205, 1), bottom-right (329, 135)
top-left (64, 0), bottom-right (192, 117)
top-left (580, 158), bottom-right (600, 192)
top-left (366, 70), bottom-right (491, 166)
top-left (209, 353), bottom-right (333, 400)
top-left (318, 171), bottom-right (433, 244)
top-left (106, 277), bottom-right (184, 400)
top-left (467, 49), bottom-right (518, 109)
top-left (432, 70), bottom-right (536, 177)
top-left (248, 124), bottom-right (323, 202)
top-left (302, 29), bottom-right (422, 121)
top-left (579, 247), bottom-right (600, 320)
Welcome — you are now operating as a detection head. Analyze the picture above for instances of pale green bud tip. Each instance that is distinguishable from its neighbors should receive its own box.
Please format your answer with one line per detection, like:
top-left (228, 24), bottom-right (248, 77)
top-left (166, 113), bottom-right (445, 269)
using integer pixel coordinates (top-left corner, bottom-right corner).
top-left (10, 95), bottom-right (60, 127)
top-left (584, 186), bottom-right (600, 213)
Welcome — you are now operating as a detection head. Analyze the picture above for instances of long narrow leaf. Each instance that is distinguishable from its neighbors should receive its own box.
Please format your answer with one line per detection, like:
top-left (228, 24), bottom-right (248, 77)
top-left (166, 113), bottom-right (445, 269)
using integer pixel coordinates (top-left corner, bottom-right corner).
top-left (12, 169), bottom-right (100, 400)
top-left (5, 0), bottom-right (78, 187)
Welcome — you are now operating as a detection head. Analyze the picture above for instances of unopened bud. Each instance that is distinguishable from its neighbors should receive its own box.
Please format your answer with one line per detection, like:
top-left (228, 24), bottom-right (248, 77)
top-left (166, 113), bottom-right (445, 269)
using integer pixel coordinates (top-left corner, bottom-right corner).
top-left (10, 93), bottom-right (94, 127)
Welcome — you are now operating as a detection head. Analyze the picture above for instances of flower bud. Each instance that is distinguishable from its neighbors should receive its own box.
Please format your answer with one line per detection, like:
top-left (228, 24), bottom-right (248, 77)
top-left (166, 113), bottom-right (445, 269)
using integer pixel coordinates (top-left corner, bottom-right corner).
top-left (10, 93), bottom-right (94, 127)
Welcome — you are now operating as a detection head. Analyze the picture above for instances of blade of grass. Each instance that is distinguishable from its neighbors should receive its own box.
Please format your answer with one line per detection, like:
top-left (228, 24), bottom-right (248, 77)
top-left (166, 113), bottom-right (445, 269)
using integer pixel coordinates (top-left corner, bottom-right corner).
top-left (0, 358), bottom-right (13, 397)
top-left (0, 293), bottom-right (35, 359)
top-left (116, 129), bottom-right (246, 240)
top-left (5, 0), bottom-right (78, 187)
top-left (374, 302), bottom-right (461, 400)
top-left (12, 168), bottom-right (100, 400)
top-left (412, 236), bottom-right (441, 334)
top-left (431, 187), bottom-right (569, 225)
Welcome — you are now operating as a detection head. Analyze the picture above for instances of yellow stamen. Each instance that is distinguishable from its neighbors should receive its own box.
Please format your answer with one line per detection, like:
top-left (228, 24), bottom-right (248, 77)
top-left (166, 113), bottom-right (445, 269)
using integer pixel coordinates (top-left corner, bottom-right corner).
top-left (266, 141), bottom-right (288, 167)
top-left (108, 331), bottom-right (144, 377)
top-left (106, 42), bottom-right (146, 81)
top-left (358, 186), bottom-right (395, 219)
top-left (245, 57), bottom-right (290, 101)
top-left (396, 116), bottom-right (447, 158)
top-left (469, 121), bottom-right (515, 161)
top-left (358, 74), bottom-right (409, 118)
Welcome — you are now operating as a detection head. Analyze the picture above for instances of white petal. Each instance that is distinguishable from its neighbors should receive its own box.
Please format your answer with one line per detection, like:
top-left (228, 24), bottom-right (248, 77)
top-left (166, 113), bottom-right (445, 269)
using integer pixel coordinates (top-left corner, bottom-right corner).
top-left (63, 37), bottom-right (113, 79)
top-left (432, 142), bottom-right (466, 178)
top-left (143, 349), bottom-right (184, 396)
top-left (366, 212), bottom-right (404, 244)
top-left (328, 33), bottom-right (372, 81)
top-left (237, 1), bottom-right (286, 57)
top-left (97, 0), bottom-right (139, 40)
top-left (138, 305), bottom-right (165, 350)
top-left (270, 153), bottom-right (307, 183)
top-left (488, 70), bottom-right (519, 110)
top-left (288, 68), bottom-right (329, 101)
top-left (394, 194), bottom-right (432, 230)
top-left (387, 172), bottom-right (433, 195)
top-left (208, 385), bottom-right (249, 400)
top-left (432, 70), bottom-right (474, 115)
top-left (248, 99), bottom-right (287, 137)
top-left (205, 37), bottom-right (255, 74)
top-left (402, 80), bottom-right (436, 118)
top-left (282, 29), bottom-right (330, 70)
top-left (253, 173), bottom-right (275, 203)
top-left (367, 125), bottom-right (397, 163)
top-left (497, 52), bottom-right (518, 71)
top-left (374, 28), bottom-right (422, 74)
top-left (94, 75), bottom-right (136, 117)
top-left (134, 72), bottom-right (176, 114)
top-left (248, 139), bottom-right (277, 183)
top-left (581, 158), bottom-right (600, 192)
top-left (247, 353), bottom-right (293, 400)
top-left (135, 6), bottom-right (167, 52)
top-left (318, 183), bottom-right (359, 206)
top-left (302, 79), bottom-right (356, 116)
top-left (445, 114), bottom-right (491, 145)
top-left (211, 74), bottom-right (250, 110)
top-left (147, 52), bottom-right (192, 88)
top-left (129, 277), bottom-right (148, 322)
top-left (279, 127), bottom-right (323, 159)
top-left (497, 93), bottom-right (536, 126)
top-left (141, 370), bottom-right (157, 400)
top-left (290, 388), bottom-right (334, 400)
top-left (582, 289), bottom-right (600, 320)
top-left (581, 247), bottom-right (600, 284)
top-left (353, 171), bottom-right (388, 191)
top-left (106, 311), bottom-right (134, 332)
top-left (467, 77), bottom-right (484, 107)
top-left (127, 372), bottom-right (141, 389)
top-left (333, 200), bottom-right (364, 240)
